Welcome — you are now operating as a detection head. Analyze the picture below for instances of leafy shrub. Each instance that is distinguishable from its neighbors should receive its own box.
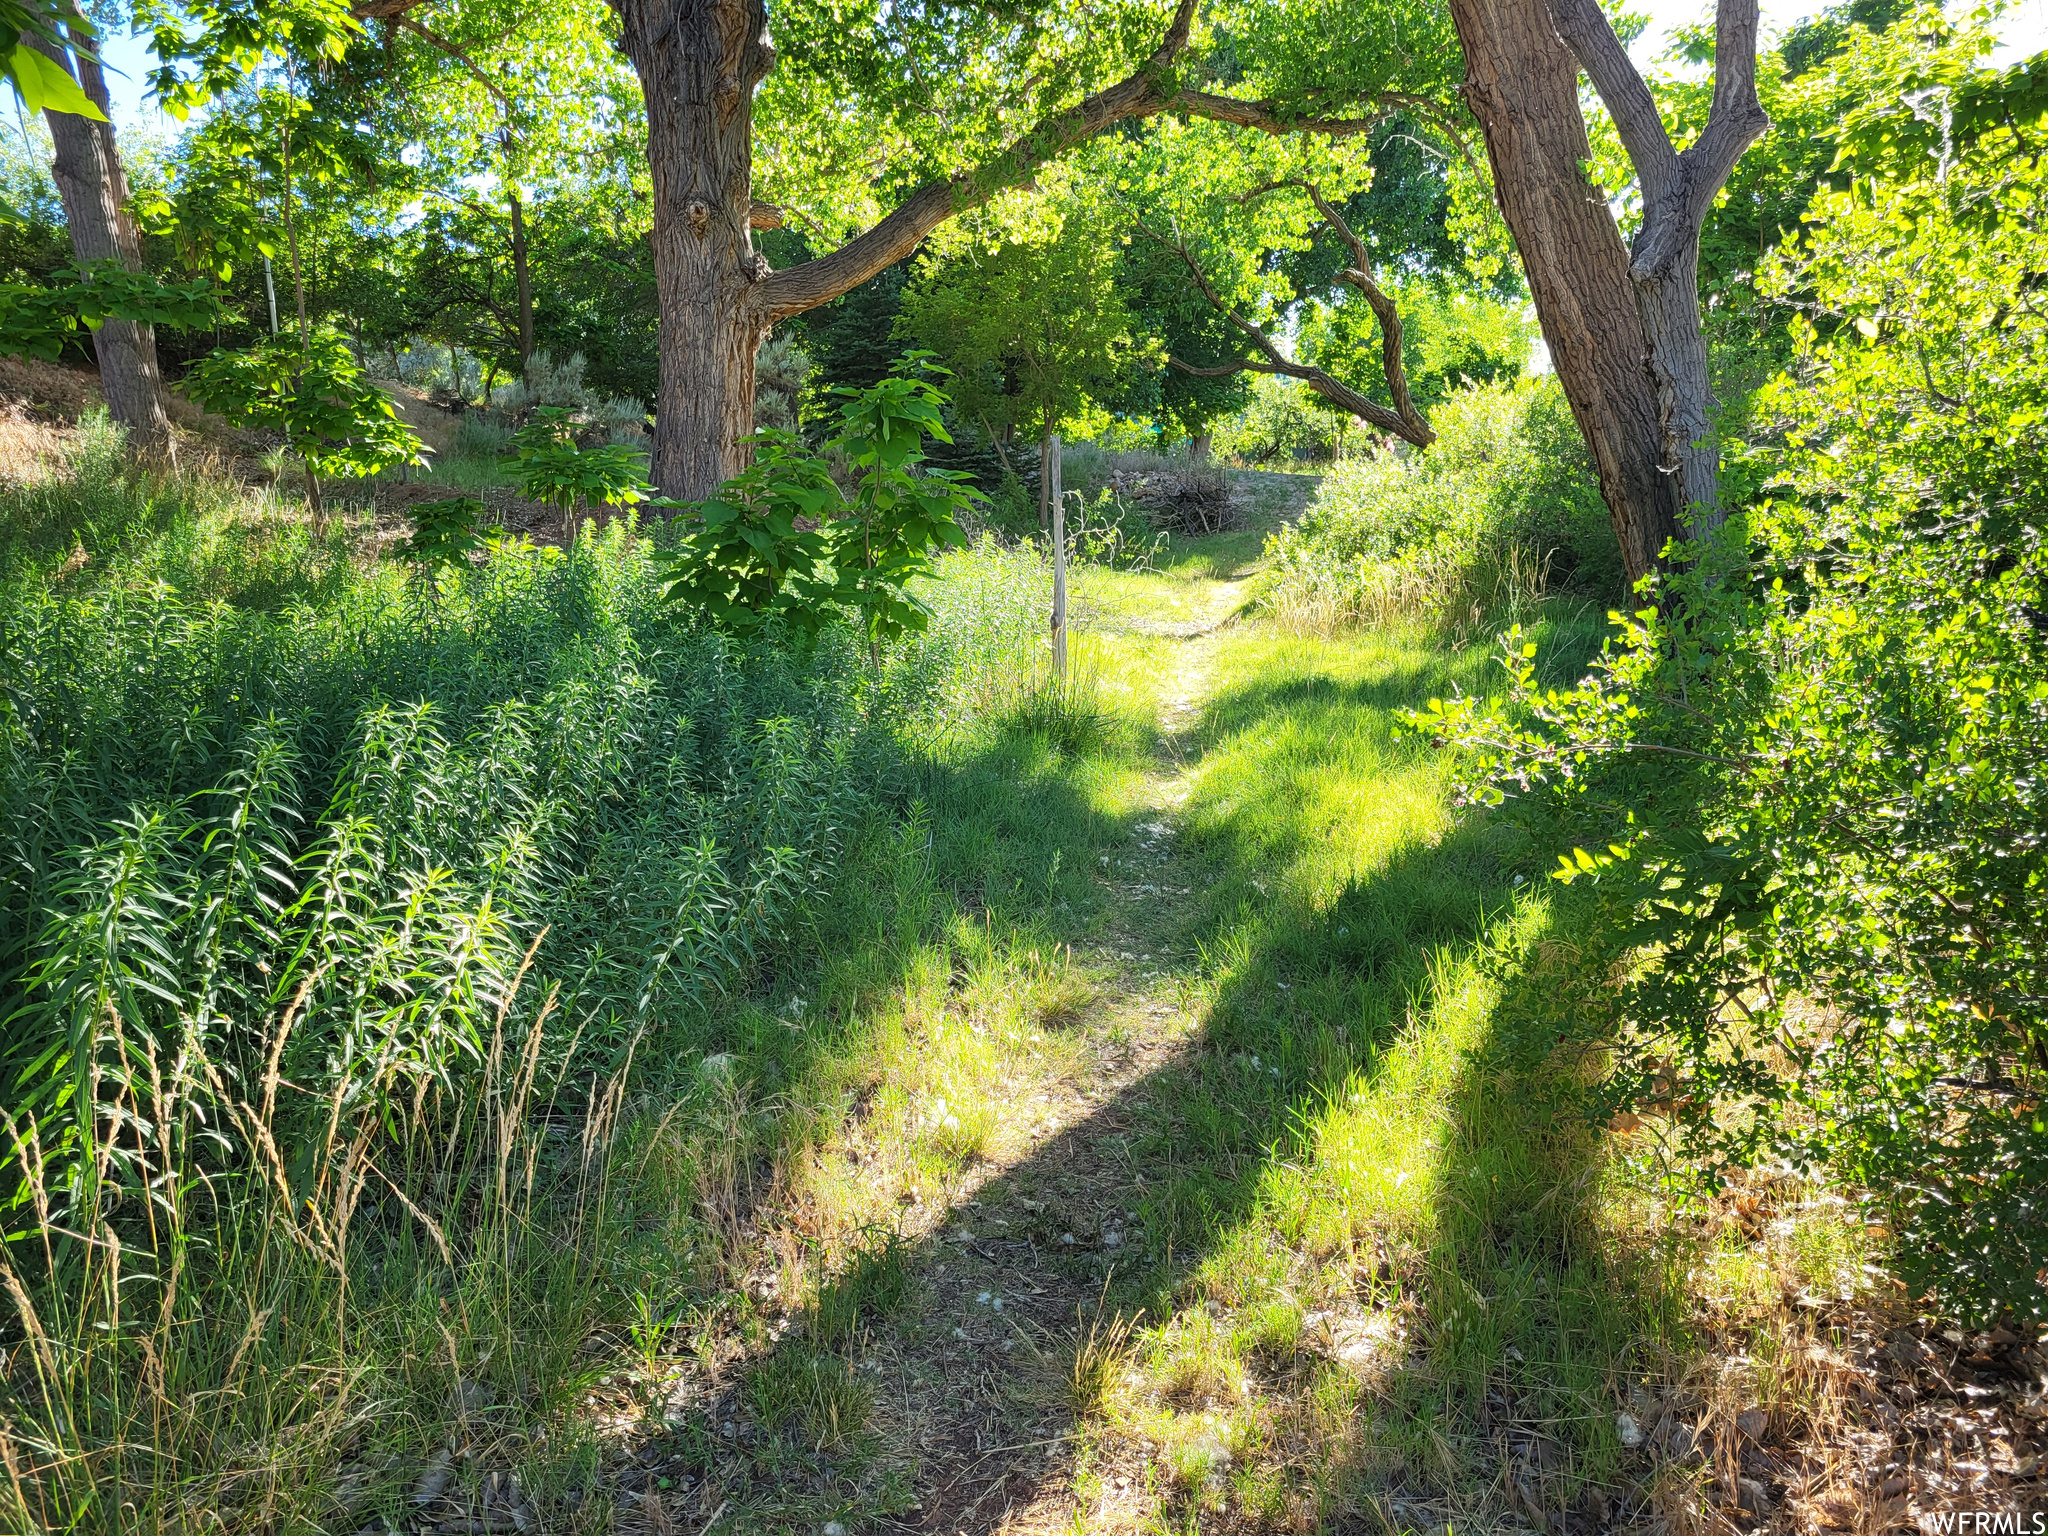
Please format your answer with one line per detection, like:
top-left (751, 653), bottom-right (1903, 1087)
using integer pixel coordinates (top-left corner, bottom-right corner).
top-left (396, 494), bottom-right (503, 579)
top-left (185, 328), bottom-right (425, 520)
top-left (1264, 378), bottom-right (1616, 629)
top-left (494, 347), bottom-right (599, 414)
top-left (978, 465), bottom-right (1037, 536)
top-left (451, 411), bottom-right (514, 459)
top-left (1213, 374), bottom-right (1333, 464)
top-left (500, 406), bottom-right (652, 539)
top-left (657, 366), bottom-right (975, 657)
top-left (1420, 124), bottom-right (2048, 1323)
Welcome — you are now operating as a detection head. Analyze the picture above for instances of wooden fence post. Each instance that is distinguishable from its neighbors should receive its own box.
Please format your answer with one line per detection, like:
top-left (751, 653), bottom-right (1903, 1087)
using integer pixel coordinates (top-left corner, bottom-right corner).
top-left (1049, 432), bottom-right (1067, 680)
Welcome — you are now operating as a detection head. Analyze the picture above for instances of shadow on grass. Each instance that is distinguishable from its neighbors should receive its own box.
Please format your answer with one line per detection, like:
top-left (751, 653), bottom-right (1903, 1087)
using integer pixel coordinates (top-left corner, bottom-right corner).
top-left (665, 618), bottom-right (1676, 1535)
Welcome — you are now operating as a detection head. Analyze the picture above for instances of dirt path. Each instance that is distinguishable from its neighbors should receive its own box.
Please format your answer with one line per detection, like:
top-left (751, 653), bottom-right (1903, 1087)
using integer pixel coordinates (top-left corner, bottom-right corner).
top-left (848, 578), bottom-right (1245, 1535)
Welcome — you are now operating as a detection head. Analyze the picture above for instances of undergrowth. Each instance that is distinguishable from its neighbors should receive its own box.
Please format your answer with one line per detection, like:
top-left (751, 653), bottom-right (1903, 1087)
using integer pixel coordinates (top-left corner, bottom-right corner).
top-left (0, 432), bottom-right (1049, 1531)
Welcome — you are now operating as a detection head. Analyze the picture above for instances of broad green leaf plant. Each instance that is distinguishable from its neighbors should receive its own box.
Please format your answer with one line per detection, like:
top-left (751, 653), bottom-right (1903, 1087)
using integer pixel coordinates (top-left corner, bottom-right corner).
top-left (396, 495), bottom-right (507, 593)
top-left (500, 407), bottom-right (652, 542)
top-left (0, 261), bottom-right (215, 363)
top-left (186, 328), bottom-right (426, 528)
top-left (0, 0), bottom-right (108, 120)
top-left (658, 361), bottom-right (976, 660)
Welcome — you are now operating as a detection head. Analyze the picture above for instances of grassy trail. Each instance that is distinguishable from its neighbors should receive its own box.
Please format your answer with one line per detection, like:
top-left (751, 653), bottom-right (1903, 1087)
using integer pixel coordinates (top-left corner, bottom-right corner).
top-left (694, 506), bottom-right (1671, 1534)
top-left (870, 573), bottom-right (1256, 1534)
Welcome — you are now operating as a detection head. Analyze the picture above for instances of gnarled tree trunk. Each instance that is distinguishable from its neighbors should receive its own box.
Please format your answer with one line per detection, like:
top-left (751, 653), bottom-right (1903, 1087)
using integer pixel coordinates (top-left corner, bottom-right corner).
top-left (32, 14), bottom-right (175, 459)
top-left (609, 0), bottom-right (1197, 503)
top-left (1546, 0), bottom-right (1767, 547)
top-left (1447, 0), bottom-right (1677, 586)
top-left (1447, 0), bottom-right (1766, 587)
top-left (614, 0), bottom-right (774, 504)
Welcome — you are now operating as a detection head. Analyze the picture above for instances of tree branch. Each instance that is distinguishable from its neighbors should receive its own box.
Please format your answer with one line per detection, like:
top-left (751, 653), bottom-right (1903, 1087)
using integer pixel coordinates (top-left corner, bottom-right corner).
top-left (752, 0), bottom-right (1198, 322)
top-left (392, 14), bottom-right (512, 107)
top-left (1545, 0), bottom-right (1768, 282)
top-left (1545, 0), bottom-right (1678, 208)
top-left (1215, 180), bottom-right (1434, 444)
top-left (1295, 180), bottom-right (1430, 443)
top-left (1137, 212), bottom-right (1432, 446)
top-left (1176, 90), bottom-right (1403, 139)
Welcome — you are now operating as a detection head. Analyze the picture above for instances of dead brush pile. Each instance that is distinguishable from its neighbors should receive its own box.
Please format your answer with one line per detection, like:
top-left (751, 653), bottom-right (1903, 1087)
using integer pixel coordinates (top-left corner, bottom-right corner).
top-left (1109, 465), bottom-right (1236, 536)
top-left (1613, 1164), bottom-right (2048, 1532)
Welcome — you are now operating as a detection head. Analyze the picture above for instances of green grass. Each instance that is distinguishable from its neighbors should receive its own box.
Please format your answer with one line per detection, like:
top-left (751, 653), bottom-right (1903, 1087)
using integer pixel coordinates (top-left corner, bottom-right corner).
top-left (0, 442), bottom-right (1884, 1534)
top-left (1038, 611), bottom-right (1664, 1523)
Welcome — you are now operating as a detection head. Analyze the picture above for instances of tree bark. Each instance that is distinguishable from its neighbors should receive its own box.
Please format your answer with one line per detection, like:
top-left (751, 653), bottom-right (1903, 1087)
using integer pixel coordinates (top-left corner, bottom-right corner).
top-left (31, 14), bottom-right (175, 459)
top-left (610, 0), bottom-right (1198, 503)
top-left (509, 189), bottom-right (535, 368)
top-left (1447, 0), bottom-right (1766, 585)
top-left (1189, 430), bottom-right (1212, 462)
top-left (613, 0), bottom-right (776, 505)
top-left (1545, 0), bottom-right (1767, 544)
top-left (1038, 435), bottom-right (1053, 531)
top-left (1447, 0), bottom-right (1679, 587)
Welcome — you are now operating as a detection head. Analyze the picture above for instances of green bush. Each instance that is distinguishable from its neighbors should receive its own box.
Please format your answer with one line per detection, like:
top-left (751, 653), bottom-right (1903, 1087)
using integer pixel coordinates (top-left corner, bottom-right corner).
top-left (450, 411), bottom-right (514, 459)
top-left (1212, 374), bottom-right (1333, 464)
top-left (1420, 122), bottom-right (2048, 1324)
top-left (1263, 378), bottom-right (1617, 630)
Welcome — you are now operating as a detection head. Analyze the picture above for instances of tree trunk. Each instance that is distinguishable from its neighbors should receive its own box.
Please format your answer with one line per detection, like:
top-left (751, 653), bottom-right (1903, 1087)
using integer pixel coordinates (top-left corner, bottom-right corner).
top-left (610, 0), bottom-right (1197, 503)
top-left (1446, 0), bottom-right (1682, 588)
top-left (32, 14), bottom-right (175, 460)
top-left (509, 189), bottom-right (535, 368)
top-left (1544, 0), bottom-right (1767, 548)
top-left (1190, 430), bottom-right (1212, 462)
top-left (1038, 435), bottom-right (1053, 531)
top-left (614, 0), bottom-right (775, 505)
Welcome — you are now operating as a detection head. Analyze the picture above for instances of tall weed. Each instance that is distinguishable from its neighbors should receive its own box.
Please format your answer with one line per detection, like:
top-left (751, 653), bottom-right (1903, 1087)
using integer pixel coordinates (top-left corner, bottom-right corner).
top-left (0, 442), bottom-right (1041, 1527)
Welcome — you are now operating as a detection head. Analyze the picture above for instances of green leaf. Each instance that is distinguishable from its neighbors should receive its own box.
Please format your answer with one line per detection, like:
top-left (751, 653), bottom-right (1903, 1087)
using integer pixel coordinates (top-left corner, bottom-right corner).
top-left (7, 42), bottom-right (104, 120)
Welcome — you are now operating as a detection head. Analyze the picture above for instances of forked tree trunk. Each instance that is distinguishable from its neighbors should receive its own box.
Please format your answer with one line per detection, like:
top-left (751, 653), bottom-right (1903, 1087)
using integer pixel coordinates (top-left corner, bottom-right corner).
top-left (1446, 0), bottom-right (1679, 587)
top-left (1448, 0), bottom-right (1766, 587)
top-left (609, 0), bottom-right (1198, 503)
top-left (1546, 0), bottom-right (1767, 548)
top-left (32, 14), bottom-right (175, 459)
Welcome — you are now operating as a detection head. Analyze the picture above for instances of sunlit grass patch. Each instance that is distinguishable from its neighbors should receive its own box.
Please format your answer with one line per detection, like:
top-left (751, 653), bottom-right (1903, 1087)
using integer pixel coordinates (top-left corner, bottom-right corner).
top-left (745, 1344), bottom-right (875, 1449)
top-left (1066, 609), bottom-right (1678, 1528)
